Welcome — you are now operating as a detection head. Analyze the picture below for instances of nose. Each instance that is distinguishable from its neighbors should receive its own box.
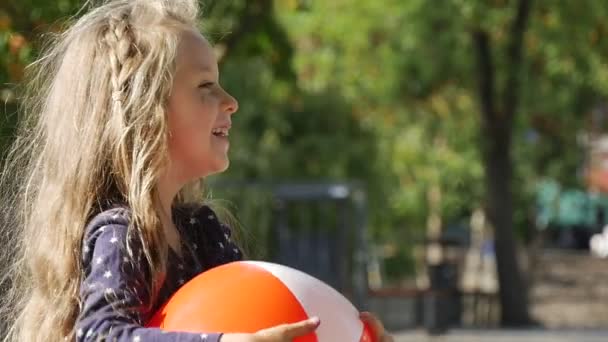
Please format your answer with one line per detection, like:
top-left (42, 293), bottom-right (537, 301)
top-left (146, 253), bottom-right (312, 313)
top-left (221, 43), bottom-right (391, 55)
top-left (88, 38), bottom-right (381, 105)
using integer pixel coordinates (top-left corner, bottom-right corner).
top-left (222, 88), bottom-right (239, 115)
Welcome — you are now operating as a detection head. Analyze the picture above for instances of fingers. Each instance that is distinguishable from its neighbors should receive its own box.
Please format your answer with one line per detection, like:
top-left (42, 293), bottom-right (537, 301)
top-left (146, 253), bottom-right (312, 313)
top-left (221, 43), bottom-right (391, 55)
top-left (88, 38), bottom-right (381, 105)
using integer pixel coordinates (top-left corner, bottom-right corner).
top-left (360, 311), bottom-right (385, 338)
top-left (360, 311), bottom-right (394, 342)
top-left (282, 317), bottom-right (321, 339)
top-left (256, 316), bottom-right (320, 341)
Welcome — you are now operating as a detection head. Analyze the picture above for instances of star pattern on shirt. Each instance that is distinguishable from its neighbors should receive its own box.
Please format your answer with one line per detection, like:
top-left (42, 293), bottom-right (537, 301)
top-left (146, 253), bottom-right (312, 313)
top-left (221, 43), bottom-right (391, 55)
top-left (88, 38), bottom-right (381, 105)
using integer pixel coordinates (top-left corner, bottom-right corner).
top-left (76, 205), bottom-right (239, 342)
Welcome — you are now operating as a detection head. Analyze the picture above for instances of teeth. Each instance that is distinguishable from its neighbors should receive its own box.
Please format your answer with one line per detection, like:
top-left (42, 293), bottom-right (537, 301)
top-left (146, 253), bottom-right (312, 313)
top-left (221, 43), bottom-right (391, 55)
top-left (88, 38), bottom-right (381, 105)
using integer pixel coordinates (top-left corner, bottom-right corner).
top-left (212, 127), bottom-right (229, 136)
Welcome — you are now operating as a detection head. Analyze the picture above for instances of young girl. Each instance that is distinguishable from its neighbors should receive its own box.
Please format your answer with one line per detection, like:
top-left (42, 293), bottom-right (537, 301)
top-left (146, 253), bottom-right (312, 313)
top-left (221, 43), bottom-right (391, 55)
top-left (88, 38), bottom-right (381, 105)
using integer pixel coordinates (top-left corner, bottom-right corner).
top-left (0, 0), bottom-right (392, 341)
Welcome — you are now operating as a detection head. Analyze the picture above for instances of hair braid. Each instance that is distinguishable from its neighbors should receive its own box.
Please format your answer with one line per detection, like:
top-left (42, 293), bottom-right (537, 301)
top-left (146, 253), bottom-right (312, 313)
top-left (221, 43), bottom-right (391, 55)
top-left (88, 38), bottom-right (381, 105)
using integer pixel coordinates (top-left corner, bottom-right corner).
top-left (0, 1), bottom-right (212, 340)
top-left (104, 12), bottom-right (139, 110)
top-left (103, 11), bottom-right (143, 197)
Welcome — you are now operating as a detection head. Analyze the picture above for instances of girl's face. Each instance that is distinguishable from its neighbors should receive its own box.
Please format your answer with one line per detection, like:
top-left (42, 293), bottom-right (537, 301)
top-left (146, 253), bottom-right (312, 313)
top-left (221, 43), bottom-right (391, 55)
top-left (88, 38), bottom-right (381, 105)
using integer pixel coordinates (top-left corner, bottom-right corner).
top-left (166, 29), bottom-right (238, 182)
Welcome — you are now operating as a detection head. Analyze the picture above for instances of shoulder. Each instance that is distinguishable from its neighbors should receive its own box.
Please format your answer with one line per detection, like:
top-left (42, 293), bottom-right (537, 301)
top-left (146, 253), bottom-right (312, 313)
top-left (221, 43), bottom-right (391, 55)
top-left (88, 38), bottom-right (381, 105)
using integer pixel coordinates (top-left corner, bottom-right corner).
top-left (81, 206), bottom-right (133, 264)
top-left (83, 206), bottom-right (131, 242)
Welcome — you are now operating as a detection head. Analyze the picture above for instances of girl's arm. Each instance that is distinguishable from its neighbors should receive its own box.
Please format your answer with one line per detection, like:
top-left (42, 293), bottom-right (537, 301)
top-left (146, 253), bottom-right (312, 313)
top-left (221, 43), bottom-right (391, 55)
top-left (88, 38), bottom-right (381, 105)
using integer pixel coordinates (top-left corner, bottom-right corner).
top-left (75, 209), bottom-right (222, 341)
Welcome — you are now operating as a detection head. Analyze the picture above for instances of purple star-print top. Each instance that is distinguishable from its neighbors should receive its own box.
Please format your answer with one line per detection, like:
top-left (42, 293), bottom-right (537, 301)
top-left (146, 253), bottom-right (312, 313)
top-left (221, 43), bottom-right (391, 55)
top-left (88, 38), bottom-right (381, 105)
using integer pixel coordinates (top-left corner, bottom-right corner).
top-left (75, 203), bottom-right (243, 341)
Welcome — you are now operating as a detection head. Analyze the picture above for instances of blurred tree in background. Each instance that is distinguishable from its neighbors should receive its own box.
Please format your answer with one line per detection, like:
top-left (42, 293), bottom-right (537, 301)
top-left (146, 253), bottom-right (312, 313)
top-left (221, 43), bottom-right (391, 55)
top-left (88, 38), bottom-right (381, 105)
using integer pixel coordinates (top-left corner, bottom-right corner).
top-left (2, 0), bottom-right (608, 327)
top-left (272, 0), bottom-right (608, 326)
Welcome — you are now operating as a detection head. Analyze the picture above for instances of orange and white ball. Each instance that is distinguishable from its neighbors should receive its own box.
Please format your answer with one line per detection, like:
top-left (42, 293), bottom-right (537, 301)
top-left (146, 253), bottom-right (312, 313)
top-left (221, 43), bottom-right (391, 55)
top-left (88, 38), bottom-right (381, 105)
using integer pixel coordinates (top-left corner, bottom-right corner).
top-left (148, 261), bottom-right (375, 342)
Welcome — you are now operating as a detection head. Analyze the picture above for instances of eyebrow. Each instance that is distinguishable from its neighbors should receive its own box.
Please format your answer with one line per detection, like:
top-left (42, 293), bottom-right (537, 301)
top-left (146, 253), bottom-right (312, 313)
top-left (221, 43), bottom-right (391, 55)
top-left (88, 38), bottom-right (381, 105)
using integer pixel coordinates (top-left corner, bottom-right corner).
top-left (192, 64), bottom-right (215, 74)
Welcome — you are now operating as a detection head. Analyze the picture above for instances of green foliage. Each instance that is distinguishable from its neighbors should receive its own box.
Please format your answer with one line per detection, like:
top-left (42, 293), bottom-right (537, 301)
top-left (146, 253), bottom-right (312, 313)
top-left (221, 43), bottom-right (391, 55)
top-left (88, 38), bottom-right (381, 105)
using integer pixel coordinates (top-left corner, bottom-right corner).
top-left (276, 0), bottom-right (608, 242)
top-left (2, 0), bottom-right (608, 255)
top-left (0, 0), bottom-right (83, 156)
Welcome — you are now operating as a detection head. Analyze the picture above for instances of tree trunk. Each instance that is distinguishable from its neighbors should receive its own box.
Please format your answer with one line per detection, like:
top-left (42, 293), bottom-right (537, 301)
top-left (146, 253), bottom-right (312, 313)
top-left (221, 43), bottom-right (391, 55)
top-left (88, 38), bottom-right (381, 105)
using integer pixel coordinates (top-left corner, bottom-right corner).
top-left (483, 124), bottom-right (532, 325)
top-left (472, 0), bottom-right (534, 326)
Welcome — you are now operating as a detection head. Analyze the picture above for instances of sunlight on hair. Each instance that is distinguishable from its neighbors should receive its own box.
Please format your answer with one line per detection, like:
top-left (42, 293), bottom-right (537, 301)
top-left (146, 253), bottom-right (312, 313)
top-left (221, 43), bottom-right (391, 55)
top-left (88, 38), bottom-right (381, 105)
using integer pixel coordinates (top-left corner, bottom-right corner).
top-left (0, 1), bottom-right (220, 340)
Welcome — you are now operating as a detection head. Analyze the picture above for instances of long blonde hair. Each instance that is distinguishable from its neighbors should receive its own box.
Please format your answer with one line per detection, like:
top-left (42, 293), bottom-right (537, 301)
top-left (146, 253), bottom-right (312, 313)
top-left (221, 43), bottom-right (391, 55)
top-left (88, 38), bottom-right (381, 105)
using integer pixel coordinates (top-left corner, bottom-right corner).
top-left (0, 0), bottom-right (206, 340)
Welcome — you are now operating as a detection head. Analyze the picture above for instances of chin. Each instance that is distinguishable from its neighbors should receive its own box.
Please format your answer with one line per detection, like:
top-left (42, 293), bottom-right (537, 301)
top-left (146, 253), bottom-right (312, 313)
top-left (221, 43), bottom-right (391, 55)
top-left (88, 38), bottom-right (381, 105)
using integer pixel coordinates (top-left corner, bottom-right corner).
top-left (207, 158), bottom-right (230, 176)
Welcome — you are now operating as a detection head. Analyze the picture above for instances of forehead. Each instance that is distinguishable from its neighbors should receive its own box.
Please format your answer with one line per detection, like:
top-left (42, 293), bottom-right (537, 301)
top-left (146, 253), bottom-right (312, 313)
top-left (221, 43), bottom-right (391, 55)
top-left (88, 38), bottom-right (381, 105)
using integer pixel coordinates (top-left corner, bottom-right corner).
top-left (175, 29), bottom-right (216, 73)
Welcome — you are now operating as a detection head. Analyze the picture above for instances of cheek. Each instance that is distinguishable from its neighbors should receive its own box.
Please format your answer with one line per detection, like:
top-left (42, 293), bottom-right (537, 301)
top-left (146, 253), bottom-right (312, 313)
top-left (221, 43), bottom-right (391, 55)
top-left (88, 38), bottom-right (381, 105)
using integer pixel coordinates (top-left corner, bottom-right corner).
top-left (167, 98), bottom-right (214, 163)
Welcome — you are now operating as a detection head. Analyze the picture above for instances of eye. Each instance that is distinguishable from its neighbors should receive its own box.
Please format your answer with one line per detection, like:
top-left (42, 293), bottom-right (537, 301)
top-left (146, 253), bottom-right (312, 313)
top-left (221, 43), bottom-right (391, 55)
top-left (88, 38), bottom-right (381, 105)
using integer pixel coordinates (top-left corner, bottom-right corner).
top-left (198, 82), bottom-right (215, 89)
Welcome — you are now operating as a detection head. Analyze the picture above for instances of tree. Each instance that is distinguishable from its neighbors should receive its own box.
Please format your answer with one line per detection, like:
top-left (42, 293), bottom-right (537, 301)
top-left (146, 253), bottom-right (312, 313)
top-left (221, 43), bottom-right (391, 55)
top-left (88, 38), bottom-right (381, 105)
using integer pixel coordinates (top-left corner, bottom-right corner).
top-left (277, 0), bottom-right (608, 325)
top-left (472, 0), bottom-right (533, 325)
top-left (0, 0), bottom-right (385, 258)
top-left (4, 0), bottom-right (608, 326)
top-left (0, 0), bottom-right (82, 157)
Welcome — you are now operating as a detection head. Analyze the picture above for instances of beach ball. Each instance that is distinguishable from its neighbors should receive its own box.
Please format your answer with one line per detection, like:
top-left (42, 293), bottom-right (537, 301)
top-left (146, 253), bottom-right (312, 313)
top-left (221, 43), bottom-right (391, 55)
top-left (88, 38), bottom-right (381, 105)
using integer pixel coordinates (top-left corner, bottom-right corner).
top-left (148, 260), bottom-right (375, 342)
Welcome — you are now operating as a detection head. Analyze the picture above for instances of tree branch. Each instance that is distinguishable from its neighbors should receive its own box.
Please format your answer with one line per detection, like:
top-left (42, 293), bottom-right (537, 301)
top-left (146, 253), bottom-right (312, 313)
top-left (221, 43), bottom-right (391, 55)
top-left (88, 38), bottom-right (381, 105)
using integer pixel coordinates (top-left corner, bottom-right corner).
top-left (503, 0), bottom-right (533, 120)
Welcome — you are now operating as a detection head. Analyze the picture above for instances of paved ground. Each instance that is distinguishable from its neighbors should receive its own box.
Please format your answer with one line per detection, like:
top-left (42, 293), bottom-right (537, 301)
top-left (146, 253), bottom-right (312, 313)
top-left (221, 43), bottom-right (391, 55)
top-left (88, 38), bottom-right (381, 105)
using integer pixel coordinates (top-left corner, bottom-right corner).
top-left (529, 249), bottom-right (608, 328)
top-left (390, 249), bottom-right (608, 341)
top-left (393, 328), bottom-right (608, 342)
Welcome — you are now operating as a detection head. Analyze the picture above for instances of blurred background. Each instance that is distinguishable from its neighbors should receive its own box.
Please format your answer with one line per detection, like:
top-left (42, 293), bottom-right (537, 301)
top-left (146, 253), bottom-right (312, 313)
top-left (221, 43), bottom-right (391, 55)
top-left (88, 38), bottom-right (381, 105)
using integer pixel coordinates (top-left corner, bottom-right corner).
top-left (2, 0), bottom-right (608, 340)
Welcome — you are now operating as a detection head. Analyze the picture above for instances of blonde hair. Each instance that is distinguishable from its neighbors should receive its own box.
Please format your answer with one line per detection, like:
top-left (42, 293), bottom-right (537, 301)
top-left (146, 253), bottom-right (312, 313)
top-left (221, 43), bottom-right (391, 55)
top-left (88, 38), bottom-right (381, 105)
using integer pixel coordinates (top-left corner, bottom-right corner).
top-left (0, 0), bottom-right (207, 340)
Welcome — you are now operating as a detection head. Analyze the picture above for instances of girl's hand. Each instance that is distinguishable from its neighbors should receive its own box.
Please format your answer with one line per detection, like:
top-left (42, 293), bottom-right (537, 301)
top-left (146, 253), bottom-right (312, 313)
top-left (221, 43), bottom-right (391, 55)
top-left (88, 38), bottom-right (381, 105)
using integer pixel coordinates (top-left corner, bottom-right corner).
top-left (360, 311), bottom-right (394, 342)
top-left (220, 316), bottom-right (320, 342)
